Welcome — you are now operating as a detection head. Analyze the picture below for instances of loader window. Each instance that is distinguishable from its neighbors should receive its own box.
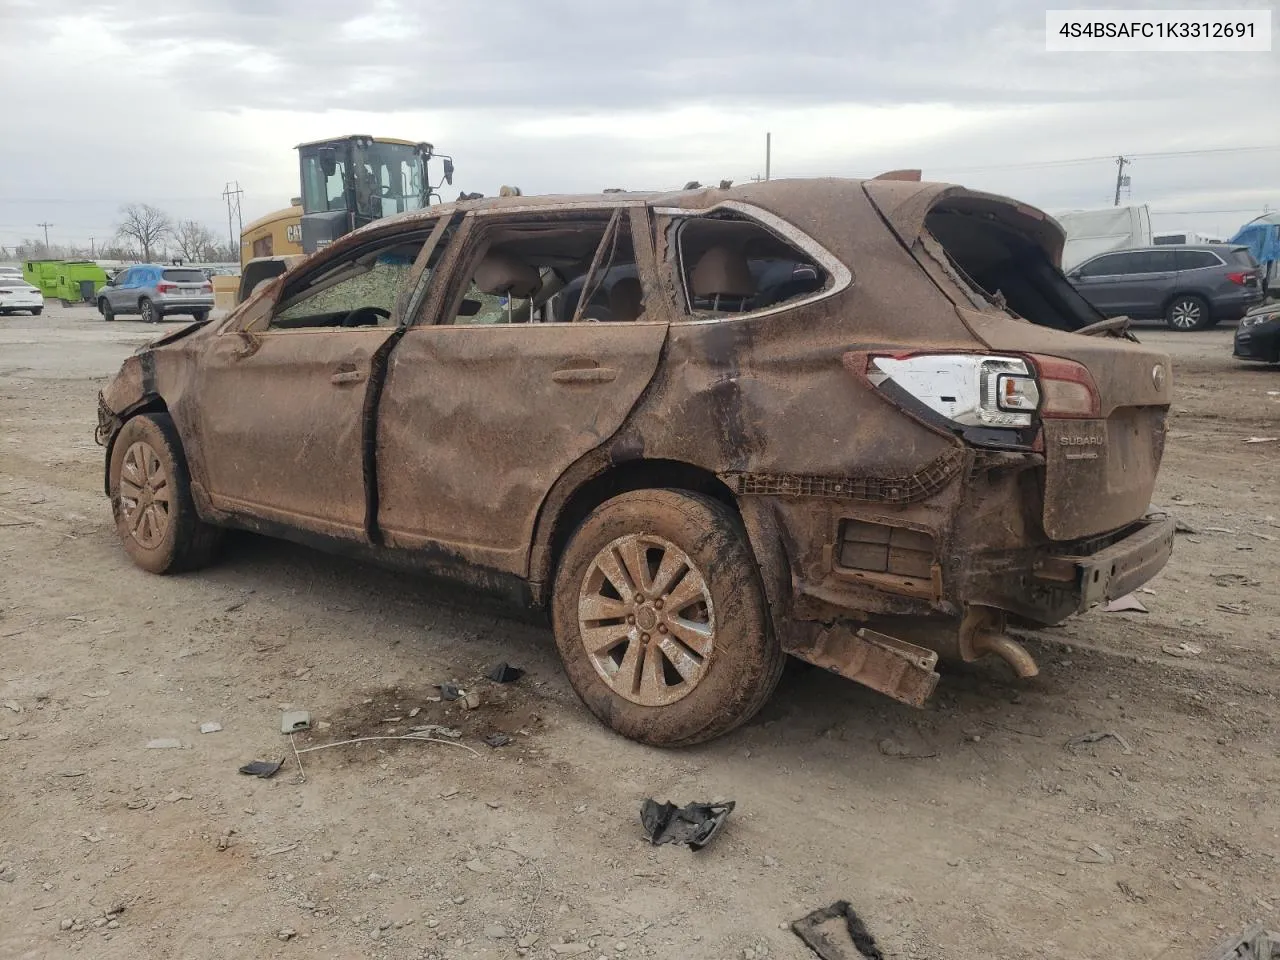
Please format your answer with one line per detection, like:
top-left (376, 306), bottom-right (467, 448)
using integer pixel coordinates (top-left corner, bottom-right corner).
top-left (301, 154), bottom-right (349, 214)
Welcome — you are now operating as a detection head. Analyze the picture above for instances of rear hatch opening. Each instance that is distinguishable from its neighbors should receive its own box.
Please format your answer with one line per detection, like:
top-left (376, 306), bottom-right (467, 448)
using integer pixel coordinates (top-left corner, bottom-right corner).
top-left (877, 189), bottom-right (1173, 542)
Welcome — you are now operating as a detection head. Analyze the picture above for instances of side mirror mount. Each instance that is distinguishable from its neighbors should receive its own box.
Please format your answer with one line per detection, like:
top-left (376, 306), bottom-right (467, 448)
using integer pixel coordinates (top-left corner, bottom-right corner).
top-left (443, 157), bottom-right (455, 185)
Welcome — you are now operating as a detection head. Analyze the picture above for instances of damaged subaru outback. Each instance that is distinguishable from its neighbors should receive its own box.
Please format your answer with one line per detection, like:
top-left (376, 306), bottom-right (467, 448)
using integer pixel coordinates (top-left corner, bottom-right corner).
top-left (96, 178), bottom-right (1175, 746)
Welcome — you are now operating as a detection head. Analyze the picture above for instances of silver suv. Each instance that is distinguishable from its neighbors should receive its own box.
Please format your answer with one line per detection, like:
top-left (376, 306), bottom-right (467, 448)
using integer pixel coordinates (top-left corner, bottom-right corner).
top-left (97, 264), bottom-right (214, 323)
top-left (1067, 244), bottom-right (1264, 330)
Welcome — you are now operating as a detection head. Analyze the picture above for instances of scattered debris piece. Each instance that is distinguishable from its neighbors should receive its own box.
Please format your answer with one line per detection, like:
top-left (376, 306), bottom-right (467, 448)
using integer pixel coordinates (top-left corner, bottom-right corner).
top-left (1116, 880), bottom-right (1146, 904)
top-left (164, 791), bottom-right (192, 803)
top-left (1076, 843), bottom-right (1115, 864)
top-left (640, 799), bottom-right (735, 851)
top-left (281, 710), bottom-right (311, 734)
top-left (277, 927), bottom-right (297, 942)
top-left (877, 738), bottom-right (938, 759)
top-left (465, 859), bottom-right (490, 874)
top-left (145, 738), bottom-right (183, 750)
top-left (199, 722), bottom-right (222, 734)
top-left (410, 725), bottom-right (462, 739)
top-left (1218, 602), bottom-right (1252, 616)
top-left (265, 843), bottom-right (298, 856)
top-left (294, 734), bottom-right (481, 758)
top-left (484, 924), bottom-right (508, 939)
top-left (463, 690), bottom-right (481, 710)
top-left (1204, 527), bottom-right (1238, 534)
top-left (549, 943), bottom-right (591, 957)
top-left (437, 682), bottom-right (463, 701)
top-left (224, 600), bottom-right (246, 612)
top-left (1174, 519), bottom-right (1199, 534)
top-left (487, 662), bottom-right (525, 684)
top-left (82, 689), bottom-right (109, 699)
top-left (1205, 924), bottom-right (1278, 960)
top-left (124, 797), bottom-right (155, 810)
top-left (1162, 642), bottom-right (1203, 658)
top-left (408, 707), bottom-right (421, 718)
top-left (2, 700), bottom-right (22, 714)
top-left (1066, 731), bottom-right (1133, 754)
top-left (791, 900), bottom-right (884, 960)
top-left (238, 759), bottom-right (284, 779)
top-left (483, 733), bottom-right (512, 748)
top-left (1243, 437), bottom-right (1278, 444)
top-left (1104, 594), bottom-right (1148, 613)
top-left (380, 717), bottom-right (403, 724)
top-left (1215, 574), bottom-right (1261, 588)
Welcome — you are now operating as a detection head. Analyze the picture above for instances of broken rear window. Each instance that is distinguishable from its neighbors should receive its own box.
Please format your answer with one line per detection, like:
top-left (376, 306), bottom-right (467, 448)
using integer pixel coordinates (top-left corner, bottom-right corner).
top-left (674, 213), bottom-right (827, 317)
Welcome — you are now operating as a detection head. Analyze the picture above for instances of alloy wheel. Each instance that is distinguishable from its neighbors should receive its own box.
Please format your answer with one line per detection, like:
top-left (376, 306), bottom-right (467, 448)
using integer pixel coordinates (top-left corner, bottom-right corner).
top-left (118, 440), bottom-right (171, 548)
top-left (577, 533), bottom-right (716, 706)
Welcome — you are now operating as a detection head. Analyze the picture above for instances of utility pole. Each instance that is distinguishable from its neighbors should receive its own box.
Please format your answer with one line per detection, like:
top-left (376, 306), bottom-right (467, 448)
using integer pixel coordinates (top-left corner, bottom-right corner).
top-left (765, 132), bottom-right (772, 181)
top-left (37, 221), bottom-right (52, 250)
top-left (222, 181), bottom-right (244, 256)
top-left (89, 237), bottom-right (95, 257)
top-left (1113, 156), bottom-right (1131, 207)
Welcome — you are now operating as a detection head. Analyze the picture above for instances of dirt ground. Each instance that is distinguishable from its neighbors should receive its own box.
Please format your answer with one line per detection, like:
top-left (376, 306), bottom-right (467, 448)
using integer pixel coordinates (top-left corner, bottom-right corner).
top-left (1, 302), bottom-right (1277, 960)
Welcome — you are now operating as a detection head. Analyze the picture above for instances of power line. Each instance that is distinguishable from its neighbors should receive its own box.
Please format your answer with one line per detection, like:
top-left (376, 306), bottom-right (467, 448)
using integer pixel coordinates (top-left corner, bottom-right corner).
top-left (932, 143), bottom-right (1280, 175)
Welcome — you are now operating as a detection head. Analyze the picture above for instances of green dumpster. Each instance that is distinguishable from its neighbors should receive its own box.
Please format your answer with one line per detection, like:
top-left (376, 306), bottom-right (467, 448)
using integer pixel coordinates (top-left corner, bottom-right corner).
top-left (52, 261), bottom-right (108, 304)
top-left (23, 259), bottom-right (60, 298)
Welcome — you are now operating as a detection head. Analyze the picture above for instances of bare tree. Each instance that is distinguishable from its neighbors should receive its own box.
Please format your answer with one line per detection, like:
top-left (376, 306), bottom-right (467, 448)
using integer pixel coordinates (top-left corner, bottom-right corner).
top-left (115, 204), bottom-right (173, 262)
top-left (174, 220), bottom-right (218, 262)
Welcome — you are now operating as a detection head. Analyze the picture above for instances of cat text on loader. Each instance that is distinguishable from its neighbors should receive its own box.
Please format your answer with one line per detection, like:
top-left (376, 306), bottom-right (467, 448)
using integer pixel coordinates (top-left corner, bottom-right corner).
top-left (235, 136), bottom-right (454, 304)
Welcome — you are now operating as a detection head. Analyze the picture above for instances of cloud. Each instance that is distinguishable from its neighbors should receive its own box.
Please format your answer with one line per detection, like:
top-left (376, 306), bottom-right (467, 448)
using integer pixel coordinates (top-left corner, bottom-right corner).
top-left (0, 0), bottom-right (1276, 249)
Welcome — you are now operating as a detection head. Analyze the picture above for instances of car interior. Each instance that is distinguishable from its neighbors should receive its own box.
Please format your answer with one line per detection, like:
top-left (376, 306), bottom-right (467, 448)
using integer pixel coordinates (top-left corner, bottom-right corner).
top-left (675, 215), bottom-right (827, 315)
top-left (924, 205), bottom-right (1101, 333)
top-left (449, 215), bottom-right (645, 325)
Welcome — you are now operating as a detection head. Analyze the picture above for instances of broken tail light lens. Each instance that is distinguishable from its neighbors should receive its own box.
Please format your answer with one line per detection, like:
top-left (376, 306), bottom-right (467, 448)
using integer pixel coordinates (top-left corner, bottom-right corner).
top-left (865, 354), bottom-right (1038, 428)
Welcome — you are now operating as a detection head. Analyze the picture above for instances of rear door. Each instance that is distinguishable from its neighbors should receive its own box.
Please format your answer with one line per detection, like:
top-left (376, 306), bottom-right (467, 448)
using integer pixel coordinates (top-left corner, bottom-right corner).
top-left (374, 204), bottom-right (669, 577)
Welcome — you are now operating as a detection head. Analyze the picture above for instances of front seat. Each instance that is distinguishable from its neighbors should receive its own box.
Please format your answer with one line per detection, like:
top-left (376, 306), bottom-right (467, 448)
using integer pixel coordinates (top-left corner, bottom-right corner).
top-left (473, 250), bottom-right (541, 299)
top-left (689, 245), bottom-right (755, 312)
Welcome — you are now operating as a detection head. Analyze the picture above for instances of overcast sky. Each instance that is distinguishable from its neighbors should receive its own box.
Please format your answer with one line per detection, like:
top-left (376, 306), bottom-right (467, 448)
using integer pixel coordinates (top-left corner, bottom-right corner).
top-left (1, 0), bottom-right (1277, 253)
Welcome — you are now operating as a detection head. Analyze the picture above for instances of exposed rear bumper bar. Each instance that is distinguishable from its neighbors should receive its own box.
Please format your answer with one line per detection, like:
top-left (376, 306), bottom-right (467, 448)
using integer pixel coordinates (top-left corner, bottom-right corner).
top-left (1066, 514), bottom-right (1175, 610)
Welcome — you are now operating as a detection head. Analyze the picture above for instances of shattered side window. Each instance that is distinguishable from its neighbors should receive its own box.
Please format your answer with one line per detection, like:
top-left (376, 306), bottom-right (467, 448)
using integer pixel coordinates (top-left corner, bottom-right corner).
top-left (269, 242), bottom-right (426, 330)
top-left (674, 214), bottom-right (827, 318)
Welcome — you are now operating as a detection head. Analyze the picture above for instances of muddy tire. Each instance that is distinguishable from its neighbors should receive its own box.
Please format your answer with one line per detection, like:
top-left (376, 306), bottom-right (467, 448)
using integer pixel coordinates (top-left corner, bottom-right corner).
top-left (1166, 294), bottom-right (1211, 331)
top-left (551, 489), bottom-right (783, 746)
top-left (108, 413), bottom-right (221, 574)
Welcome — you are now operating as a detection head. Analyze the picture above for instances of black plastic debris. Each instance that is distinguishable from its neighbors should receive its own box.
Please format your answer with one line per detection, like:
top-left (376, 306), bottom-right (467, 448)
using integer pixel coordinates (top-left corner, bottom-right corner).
top-left (436, 682), bottom-right (463, 701)
top-left (483, 733), bottom-right (513, 748)
top-left (791, 901), bottom-right (884, 960)
top-left (238, 758), bottom-right (284, 779)
top-left (487, 662), bottom-right (525, 684)
top-left (639, 799), bottom-right (734, 851)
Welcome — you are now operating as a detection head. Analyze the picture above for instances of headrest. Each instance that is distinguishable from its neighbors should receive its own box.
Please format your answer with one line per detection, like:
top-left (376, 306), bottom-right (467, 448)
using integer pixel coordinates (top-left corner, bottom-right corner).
top-left (690, 245), bottom-right (755, 298)
top-left (607, 276), bottom-right (643, 320)
top-left (473, 250), bottom-right (540, 298)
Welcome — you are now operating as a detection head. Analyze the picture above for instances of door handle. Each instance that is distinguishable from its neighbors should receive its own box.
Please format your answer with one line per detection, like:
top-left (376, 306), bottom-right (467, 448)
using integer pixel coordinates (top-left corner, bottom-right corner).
top-left (331, 368), bottom-right (365, 385)
top-left (552, 366), bottom-right (617, 384)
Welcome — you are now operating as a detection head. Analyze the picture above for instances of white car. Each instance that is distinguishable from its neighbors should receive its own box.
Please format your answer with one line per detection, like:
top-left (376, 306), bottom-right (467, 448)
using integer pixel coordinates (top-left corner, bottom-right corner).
top-left (0, 277), bottom-right (44, 316)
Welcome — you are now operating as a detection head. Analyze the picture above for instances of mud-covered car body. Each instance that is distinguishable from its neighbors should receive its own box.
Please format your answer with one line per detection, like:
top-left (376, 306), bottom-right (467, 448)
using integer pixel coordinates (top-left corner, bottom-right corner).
top-left (98, 178), bottom-right (1174, 710)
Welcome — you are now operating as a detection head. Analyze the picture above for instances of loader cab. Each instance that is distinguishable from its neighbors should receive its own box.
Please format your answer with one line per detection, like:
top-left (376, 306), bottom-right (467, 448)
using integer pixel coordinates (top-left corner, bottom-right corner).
top-left (296, 136), bottom-right (454, 254)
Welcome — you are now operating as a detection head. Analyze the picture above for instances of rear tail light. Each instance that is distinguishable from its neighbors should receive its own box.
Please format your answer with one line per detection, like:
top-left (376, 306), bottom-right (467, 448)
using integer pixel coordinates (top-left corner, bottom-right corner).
top-left (1226, 271), bottom-right (1248, 285)
top-left (156, 282), bottom-right (177, 294)
top-left (1026, 354), bottom-right (1101, 419)
top-left (852, 351), bottom-right (1101, 432)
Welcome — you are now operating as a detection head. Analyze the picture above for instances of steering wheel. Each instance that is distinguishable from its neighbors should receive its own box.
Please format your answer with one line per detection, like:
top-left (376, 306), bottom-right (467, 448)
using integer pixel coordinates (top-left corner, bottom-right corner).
top-left (341, 306), bottom-right (391, 328)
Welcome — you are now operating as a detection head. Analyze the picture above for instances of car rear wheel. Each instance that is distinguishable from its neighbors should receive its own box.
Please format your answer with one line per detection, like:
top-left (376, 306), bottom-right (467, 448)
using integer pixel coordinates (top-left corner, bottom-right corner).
top-left (108, 413), bottom-right (221, 574)
top-left (99, 299), bottom-right (114, 321)
top-left (191, 309), bottom-right (209, 322)
top-left (31, 308), bottom-right (41, 316)
top-left (1166, 294), bottom-right (1211, 331)
top-left (139, 298), bottom-right (158, 324)
top-left (551, 489), bottom-right (783, 746)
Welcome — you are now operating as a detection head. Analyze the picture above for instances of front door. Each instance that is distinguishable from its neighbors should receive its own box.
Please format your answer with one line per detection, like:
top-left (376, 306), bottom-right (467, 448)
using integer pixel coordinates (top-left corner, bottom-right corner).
top-left (375, 206), bottom-right (669, 576)
top-left (190, 229), bottom-right (438, 540)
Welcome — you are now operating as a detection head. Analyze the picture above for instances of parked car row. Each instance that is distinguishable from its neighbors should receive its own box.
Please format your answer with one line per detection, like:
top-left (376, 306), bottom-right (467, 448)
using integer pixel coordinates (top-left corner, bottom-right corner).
top-left (1065, 243), bottom-right (1265, 330)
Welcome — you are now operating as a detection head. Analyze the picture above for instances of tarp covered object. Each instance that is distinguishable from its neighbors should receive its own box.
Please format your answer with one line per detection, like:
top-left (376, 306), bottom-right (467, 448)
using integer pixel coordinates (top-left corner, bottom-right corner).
top-left (1231, 214), bottom-right (1280, 287)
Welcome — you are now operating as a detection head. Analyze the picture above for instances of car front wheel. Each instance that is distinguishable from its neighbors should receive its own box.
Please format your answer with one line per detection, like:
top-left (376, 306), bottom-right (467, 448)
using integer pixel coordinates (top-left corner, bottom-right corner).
top-left (108, 413), bottom-right (221, 574)
top-left (1166, 294), bottom-right (1211, 331)
top-left (99, 299), bottom-right (114, 321)
top-left (551, 489), bottom-right (783, 746)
